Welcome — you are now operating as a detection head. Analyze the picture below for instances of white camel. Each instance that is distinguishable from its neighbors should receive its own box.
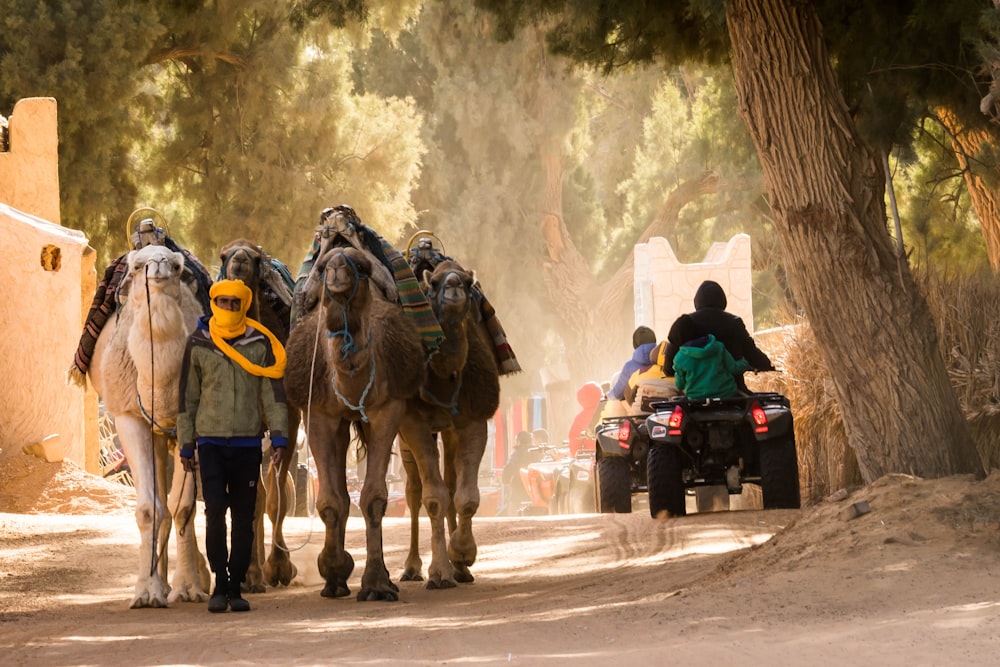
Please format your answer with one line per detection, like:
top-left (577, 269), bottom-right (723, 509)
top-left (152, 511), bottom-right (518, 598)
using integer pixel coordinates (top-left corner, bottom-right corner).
top-left (88, 244), bottom-right (211, 608)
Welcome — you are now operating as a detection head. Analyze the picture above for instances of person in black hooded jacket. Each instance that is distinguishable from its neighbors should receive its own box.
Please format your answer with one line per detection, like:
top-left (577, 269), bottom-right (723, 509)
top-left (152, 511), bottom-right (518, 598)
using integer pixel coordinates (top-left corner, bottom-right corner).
top-left (663, 280), bottom-right (774, 393)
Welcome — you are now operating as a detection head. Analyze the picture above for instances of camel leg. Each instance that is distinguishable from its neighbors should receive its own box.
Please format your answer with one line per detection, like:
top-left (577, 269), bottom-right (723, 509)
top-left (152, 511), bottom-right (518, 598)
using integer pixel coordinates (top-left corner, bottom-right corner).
top-left (263, 441), bottom-right (299, 587)
top-left (445, 423), bottom-right (487, 583)
top-left (399, 414), bottom-right (455, 590)
top-left (397, 440), bottom-right (424, 581)
top-left (443, 432), bottom-right (459, 537)
top-left (116, 415), bottom-right (171, 609)
top-left (166, 442), bottom-right (210, 603)
top-left (355, 410), bottom-right (401, 601)
top-left (312, 417), bottom-right (355, 598)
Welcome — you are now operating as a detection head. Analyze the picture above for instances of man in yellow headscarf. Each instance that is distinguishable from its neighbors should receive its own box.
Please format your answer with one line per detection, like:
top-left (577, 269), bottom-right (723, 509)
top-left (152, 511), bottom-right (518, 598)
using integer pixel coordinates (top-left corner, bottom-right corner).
top-left (177, 279), bottom-right (288, 614)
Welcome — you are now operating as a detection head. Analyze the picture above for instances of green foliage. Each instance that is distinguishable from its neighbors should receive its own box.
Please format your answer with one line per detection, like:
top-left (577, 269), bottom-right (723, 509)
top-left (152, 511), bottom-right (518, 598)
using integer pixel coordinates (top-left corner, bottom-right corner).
top-left (2, 1), bottom-right (426, 271)
top-left (2, 0), bottom-right (995, 384)
top-left (477, 0), bottom-right (729, 71)
top-left (0, 0), bottom-right (165, 261)
top-left (140, 18), bottom-right (426, 271)
top-left (893, 119), bottom-right (989, 272)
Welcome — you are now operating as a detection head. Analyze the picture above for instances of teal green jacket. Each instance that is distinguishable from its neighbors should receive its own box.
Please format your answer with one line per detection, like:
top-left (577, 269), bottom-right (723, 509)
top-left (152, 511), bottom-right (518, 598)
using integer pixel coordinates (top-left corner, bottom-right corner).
top-left (673, 334), bottom-right (751, 400)
top-left (177, 317), bottom-right (289, 457)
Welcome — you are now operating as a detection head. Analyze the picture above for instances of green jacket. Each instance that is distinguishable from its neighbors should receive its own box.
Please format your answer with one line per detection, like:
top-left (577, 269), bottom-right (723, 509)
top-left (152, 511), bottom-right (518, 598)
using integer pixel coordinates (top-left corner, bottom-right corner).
top-left (177, 317), bottom-right (289, 456)
top-left (673, 334), bottom-right (751, 401)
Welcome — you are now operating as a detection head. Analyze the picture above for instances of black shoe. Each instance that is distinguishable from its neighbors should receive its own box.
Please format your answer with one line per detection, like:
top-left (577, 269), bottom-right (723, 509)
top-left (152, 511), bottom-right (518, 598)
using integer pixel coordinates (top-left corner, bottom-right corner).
top-left (228, 587), bottom-right (251, 612)
top-left (208, 589), bottom-right (228, 613)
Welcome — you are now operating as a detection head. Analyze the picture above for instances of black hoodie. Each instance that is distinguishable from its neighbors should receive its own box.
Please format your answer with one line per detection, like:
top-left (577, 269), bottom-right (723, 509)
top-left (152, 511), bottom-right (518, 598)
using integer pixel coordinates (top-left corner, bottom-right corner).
top-left (663, 280), bottom-right (773, 390)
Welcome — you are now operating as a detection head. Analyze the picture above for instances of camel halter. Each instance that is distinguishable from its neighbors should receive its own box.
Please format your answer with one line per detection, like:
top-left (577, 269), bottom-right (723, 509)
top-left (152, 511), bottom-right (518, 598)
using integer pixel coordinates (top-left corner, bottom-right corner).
top-left (419, 269), bottom-right (472, 416)
top-left (138, 262), bottom-right (197, 577)
top-left (322, 253), bottom-right (376, 422)
top-left (218, 246), bottom-right (263, 286)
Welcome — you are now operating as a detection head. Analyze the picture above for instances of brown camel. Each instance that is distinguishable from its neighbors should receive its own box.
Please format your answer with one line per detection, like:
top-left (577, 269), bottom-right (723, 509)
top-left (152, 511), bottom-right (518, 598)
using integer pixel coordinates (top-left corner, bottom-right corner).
top-left (218, 239), bottom-right (299, 591)
top-left (87, 244), bottom-right (211, 608)
top-left (284, 247), bottom-right (425, 600)
top-left (397, 260), bottom-right (500, 588)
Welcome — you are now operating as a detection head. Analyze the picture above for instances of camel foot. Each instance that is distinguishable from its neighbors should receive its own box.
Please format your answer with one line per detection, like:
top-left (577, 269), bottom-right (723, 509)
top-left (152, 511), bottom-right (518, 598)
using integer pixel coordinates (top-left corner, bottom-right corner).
top-left (130, 592), bottom-right (169, 609)
top-left (167, 583), bottom-right (209, 604)
top-left (425, 575), bottom-right (458, 590)
top-left (453, 564), bottom-right (474, 584)
top-left (321, 580), bottom-right (351, 598)
top-left (357, 586), bottom-right (399, 602)
top-left (264, 557), bottom-right (298, 587)
top-left (399, 567), bottom-right (424, 582)
top-left (244, 567), bottom-right (266, 593)
top-left (242, 580), bottom-right (267, 594)
top-left (130, 579), bottom-right (170, 609)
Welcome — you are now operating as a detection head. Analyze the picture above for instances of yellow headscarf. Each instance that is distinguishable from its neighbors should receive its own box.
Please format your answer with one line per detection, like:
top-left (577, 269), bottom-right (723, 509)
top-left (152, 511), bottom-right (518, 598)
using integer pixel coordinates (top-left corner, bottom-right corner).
top-left (208, 280), bottom-right (287, 379)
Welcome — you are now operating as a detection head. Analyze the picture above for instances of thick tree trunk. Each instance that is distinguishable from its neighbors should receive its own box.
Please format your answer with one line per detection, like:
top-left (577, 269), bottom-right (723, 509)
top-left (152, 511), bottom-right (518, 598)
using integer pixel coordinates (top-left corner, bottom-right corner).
top-left (936, 107), bottom-right (1000, 272)
top-left (726, 0), bottom-right (983, 481)
top-left (537, 145), bottom-right (610, 383)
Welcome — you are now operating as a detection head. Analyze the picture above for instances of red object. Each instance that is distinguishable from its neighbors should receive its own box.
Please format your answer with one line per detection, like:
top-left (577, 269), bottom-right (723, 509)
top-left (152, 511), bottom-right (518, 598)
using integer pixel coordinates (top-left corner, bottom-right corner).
top-left (750, 401), bottom-right (769, 434)
top-left (567, 381), bottom-right (603, 456)
top-left (668, 405), bottom-right (684, 436)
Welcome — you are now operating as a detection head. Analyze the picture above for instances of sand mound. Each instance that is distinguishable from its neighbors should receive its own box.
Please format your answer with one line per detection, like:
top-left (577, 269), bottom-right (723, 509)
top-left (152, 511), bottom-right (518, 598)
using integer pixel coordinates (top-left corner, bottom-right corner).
top-left (0, 451), bottom-right (134, 515)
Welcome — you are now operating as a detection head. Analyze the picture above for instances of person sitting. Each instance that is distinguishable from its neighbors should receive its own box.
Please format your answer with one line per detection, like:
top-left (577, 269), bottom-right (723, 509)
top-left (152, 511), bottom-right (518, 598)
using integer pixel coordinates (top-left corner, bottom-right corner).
top-left (623, 339), bottom-right (678, 407)
top-left (673, 333), bottom-right (751, 401)
top-left (663, 280), bottom-right (774, 393)
top-left (567, 381), bottom-right (603, 457)
top-left (607, 326), bottom-right (658, 401)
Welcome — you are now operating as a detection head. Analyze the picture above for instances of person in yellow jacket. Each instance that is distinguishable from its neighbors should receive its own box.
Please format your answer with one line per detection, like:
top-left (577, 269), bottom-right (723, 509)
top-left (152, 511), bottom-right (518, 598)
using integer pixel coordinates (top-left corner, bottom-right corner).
top-left (623, 339), bottom-right (678, 406)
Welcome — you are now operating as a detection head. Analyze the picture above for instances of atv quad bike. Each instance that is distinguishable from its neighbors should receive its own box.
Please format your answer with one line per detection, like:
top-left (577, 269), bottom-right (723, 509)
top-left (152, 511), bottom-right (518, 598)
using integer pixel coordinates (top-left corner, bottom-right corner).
top-left (593, 413), bottom-right (651, 513)
top-left (644, 392), bottom-right (801, 518)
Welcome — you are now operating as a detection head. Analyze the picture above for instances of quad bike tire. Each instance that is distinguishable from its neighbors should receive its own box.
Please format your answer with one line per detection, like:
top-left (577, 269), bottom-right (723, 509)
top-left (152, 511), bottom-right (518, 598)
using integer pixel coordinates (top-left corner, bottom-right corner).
top-left (595, 456), bottom-right (632, 513)
top-left (647, 444), bottom-right (686, 518)
top-left (760, 436), bottom-right (801, 510)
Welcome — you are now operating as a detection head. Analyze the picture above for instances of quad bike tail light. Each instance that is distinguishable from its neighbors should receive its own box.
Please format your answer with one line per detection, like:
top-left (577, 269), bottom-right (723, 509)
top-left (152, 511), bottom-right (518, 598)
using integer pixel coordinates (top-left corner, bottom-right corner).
top-left (750, 401), bottom-right (768, 434)
top-left (618, 419), bottom-right (632, 449)
top-left (667, 406), bottom-right (684, 436)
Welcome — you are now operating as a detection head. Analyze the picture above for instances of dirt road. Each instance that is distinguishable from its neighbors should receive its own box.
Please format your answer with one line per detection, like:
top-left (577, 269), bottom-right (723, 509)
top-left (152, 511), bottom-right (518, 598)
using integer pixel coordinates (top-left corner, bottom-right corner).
top-left (3, 470), bottom-right (999, 667)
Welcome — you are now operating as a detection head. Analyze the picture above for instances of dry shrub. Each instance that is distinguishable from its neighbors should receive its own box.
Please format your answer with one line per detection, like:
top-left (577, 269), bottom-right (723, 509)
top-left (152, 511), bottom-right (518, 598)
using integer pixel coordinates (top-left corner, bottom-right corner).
top-left (752, 324), bottom-right (863, 504)
top-left (919, 269), bottom-right (1000, 471)
top-left (750, 268), bottom-right (1000, 505)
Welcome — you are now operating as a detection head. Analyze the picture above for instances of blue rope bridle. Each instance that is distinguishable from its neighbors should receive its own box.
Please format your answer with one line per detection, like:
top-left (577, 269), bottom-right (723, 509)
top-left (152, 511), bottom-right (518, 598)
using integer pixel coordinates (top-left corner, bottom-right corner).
top-left (323, 252), bottom-right (375, 422)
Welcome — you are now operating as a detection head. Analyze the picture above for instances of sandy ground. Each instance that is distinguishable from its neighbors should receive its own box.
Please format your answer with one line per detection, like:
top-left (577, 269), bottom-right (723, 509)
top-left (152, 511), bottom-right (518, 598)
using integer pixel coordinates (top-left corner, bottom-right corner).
top-left (2, 451), bottom-right (1000, 666)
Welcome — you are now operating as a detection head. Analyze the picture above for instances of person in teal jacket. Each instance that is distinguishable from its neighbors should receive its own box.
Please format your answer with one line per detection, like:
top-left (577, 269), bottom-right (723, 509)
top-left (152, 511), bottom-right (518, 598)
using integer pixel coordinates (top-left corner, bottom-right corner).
top-left (673, 334), bottom-right (751, 401)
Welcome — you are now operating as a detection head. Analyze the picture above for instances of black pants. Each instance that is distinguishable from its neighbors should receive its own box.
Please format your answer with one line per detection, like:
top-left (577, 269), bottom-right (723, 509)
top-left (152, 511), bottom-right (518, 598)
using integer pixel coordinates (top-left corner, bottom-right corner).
top-left (198, 443), bottom-right (262, 586)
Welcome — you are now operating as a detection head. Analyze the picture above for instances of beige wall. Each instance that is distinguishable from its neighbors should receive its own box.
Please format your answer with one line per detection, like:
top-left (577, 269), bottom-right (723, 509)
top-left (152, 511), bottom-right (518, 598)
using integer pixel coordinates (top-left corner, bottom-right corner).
top-left (634, 234), bottom-right (754, 338)
top-left (0, 98), bottom-right (60, 224)
top-left (0, 98), bottom-right (98, 472)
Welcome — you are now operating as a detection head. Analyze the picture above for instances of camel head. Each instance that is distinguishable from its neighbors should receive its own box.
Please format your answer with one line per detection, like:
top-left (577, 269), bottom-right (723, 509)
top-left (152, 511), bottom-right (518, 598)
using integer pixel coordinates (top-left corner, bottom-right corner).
top-left (219, 239), bottom-right (265, 290)
top-left (321, 248), bottom-right (372, 299)
top-left (422, 260), bottom-right (477, 325)
top-left (122, 245), bottom-right (188, 307)
top-left (319, 247), bottom-right (373, 335)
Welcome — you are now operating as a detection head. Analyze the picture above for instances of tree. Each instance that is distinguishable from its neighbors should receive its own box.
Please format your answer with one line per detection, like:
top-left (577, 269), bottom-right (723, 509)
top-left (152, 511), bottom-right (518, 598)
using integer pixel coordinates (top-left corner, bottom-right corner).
top-left (1, 1), bottom-right (425, 267)
top-left (0, 0), bottom-right (164, 255)
top-left (815, 1), bottom-right (1000, 274)
top-left (478, 0), bottom-right (985, 481)
top-left (355, 2), bottom-right (772, 394)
